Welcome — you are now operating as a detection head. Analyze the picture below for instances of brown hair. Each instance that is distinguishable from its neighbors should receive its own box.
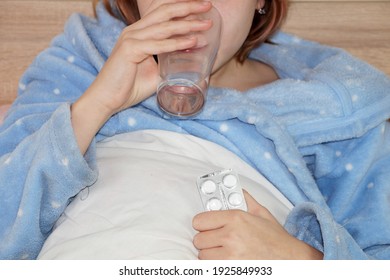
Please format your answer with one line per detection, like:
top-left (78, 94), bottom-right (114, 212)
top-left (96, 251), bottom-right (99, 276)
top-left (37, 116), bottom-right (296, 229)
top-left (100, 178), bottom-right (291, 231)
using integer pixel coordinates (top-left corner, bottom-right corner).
top-left (94, 0), bottom-right (289, 63)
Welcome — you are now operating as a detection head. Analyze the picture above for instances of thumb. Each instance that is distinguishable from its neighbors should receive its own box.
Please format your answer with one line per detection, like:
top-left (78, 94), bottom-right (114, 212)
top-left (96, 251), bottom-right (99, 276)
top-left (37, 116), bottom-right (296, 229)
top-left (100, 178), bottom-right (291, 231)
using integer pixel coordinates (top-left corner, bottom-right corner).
top-left (243, 189), bottom-right (274, 220)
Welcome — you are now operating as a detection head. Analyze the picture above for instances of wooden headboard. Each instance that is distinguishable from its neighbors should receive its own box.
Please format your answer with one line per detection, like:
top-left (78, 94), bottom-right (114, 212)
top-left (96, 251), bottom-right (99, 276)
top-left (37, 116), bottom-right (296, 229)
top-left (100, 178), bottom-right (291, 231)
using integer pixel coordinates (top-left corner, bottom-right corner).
top-left (1, 0), bottom-right (389, 105)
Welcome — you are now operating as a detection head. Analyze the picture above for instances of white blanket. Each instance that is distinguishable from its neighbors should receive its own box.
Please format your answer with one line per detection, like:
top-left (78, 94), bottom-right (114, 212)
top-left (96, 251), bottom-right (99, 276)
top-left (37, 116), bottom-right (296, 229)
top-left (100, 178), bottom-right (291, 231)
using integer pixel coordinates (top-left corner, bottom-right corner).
top-left (38, 130), bottom-right (292, 259)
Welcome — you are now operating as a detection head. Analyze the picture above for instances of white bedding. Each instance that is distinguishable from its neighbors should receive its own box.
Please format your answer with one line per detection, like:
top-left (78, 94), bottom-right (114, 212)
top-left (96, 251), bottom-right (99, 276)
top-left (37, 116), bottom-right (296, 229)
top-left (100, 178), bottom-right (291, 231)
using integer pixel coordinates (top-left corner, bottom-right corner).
top-left (38, 130), bottom-right (293, 260)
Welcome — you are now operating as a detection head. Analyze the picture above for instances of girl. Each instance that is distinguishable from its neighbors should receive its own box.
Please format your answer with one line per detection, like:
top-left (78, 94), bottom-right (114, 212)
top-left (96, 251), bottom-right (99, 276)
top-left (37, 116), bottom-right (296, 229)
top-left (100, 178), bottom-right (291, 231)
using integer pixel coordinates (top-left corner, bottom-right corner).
top-left (0, 0), bottom-right (389, 260)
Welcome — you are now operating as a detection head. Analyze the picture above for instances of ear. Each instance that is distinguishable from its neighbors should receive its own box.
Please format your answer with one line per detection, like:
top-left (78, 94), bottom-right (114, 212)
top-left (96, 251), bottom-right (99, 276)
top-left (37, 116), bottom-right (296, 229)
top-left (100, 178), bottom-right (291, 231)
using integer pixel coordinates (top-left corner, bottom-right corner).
top-left (256, 0), bottom-right (266, 10)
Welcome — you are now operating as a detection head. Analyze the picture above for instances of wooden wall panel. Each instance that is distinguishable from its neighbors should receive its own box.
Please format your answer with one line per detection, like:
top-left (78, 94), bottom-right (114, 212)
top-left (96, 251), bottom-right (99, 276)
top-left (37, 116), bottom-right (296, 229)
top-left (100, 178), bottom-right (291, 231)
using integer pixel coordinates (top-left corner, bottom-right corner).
top-left (0, 1), bottom-right (92, 104)
top-left (283, 2), bottom-right (390, 76)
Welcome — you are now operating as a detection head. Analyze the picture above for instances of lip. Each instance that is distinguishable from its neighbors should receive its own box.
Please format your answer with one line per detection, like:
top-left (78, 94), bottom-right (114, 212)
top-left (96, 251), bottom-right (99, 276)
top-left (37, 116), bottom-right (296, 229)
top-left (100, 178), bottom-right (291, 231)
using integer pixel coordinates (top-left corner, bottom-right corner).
top-left (177, 46), bottom-right (207, 54)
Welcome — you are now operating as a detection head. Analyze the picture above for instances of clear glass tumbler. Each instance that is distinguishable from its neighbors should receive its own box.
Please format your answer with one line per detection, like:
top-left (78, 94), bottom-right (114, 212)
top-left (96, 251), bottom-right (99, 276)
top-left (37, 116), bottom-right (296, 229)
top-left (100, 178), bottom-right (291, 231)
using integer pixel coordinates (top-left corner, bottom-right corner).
top-left (157, 6), bottom-right (222, 117)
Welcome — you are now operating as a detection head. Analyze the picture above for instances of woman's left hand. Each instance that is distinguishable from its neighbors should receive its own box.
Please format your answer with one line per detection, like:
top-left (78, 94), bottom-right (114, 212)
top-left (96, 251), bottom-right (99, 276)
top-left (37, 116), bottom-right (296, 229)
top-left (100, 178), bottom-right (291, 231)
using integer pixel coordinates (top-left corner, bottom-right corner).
top-left (192, 190), bottom-right (323, 260)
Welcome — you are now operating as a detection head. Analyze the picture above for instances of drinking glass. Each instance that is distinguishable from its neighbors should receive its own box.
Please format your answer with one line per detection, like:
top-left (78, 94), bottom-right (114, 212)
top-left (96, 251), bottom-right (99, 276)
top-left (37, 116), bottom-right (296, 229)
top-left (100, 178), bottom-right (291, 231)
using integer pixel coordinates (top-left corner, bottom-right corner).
top-left (157, 6), bottom-right (222, 117)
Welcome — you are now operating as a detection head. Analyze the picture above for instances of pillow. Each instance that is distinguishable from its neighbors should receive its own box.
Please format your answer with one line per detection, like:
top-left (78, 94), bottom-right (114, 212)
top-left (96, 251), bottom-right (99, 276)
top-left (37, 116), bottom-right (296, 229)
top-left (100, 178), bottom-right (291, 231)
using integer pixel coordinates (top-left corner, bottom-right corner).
top-left (38, 130), bottom-right (292, 259)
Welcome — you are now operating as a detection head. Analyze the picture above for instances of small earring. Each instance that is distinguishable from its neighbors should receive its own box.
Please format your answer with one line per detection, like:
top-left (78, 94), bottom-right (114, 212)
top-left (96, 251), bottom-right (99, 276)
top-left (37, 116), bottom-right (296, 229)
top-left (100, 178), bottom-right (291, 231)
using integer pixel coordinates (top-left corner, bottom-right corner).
top-left (258, 8), bottom-right (266, 15)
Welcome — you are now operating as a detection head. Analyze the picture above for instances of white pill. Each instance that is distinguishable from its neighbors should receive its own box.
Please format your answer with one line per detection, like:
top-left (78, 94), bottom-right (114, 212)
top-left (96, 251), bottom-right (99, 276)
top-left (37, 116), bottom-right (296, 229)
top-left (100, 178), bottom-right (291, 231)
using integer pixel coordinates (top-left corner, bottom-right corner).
top-left (223, 174), bottom-right (237, 188)
top-left (228, 192), bottom-right (243, 206)
top-left (201, 180), bottom-right (217, 194)
top-left (207, 198), bottom-right (223, 211)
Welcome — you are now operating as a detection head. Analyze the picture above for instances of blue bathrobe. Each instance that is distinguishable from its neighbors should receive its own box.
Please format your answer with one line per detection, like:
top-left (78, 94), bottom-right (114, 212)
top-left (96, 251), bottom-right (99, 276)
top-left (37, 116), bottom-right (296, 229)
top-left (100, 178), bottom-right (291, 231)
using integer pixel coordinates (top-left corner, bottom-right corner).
top-left (1, 3), bottom-right (389, 260)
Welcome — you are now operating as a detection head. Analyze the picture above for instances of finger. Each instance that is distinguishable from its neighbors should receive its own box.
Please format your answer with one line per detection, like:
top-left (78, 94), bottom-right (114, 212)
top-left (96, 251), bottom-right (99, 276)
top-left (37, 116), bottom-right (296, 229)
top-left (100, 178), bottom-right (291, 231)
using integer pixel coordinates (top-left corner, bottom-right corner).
top-left (193, 229), bottom-right (224, 250)
top-left (142, 0), bottom-right (197, 15)
top-left (198, 246), bottom-right (227, 260)
top-left (145, 36), bottom-right (198, 54)
top-left (134, 1), bottom-right (212, 31)
top-left (126, 19), bottom-right (212, 41)
top-left (119, 36), bottom-right (197, 63)
top-left (192, 209), bottom-right (244, 231)
top-left (243, 189), bottom-right (275, 220)
top-left (193, 211), bottom-right (230, 231)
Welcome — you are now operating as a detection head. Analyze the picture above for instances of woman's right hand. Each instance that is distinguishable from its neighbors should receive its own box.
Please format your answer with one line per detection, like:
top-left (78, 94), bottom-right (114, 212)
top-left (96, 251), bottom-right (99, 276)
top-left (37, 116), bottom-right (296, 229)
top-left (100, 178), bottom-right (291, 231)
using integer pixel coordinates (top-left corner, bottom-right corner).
top-left (84, 0), bottom-right (213, 116)
top-left (71, 1), bottom-right (212, 154)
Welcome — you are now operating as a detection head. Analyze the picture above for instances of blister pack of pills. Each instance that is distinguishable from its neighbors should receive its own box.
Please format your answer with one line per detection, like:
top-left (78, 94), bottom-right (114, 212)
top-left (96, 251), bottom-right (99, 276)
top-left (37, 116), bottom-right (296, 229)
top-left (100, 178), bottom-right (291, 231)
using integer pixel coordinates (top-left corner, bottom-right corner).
top-left (196, 169), bottom-right (247, 212)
